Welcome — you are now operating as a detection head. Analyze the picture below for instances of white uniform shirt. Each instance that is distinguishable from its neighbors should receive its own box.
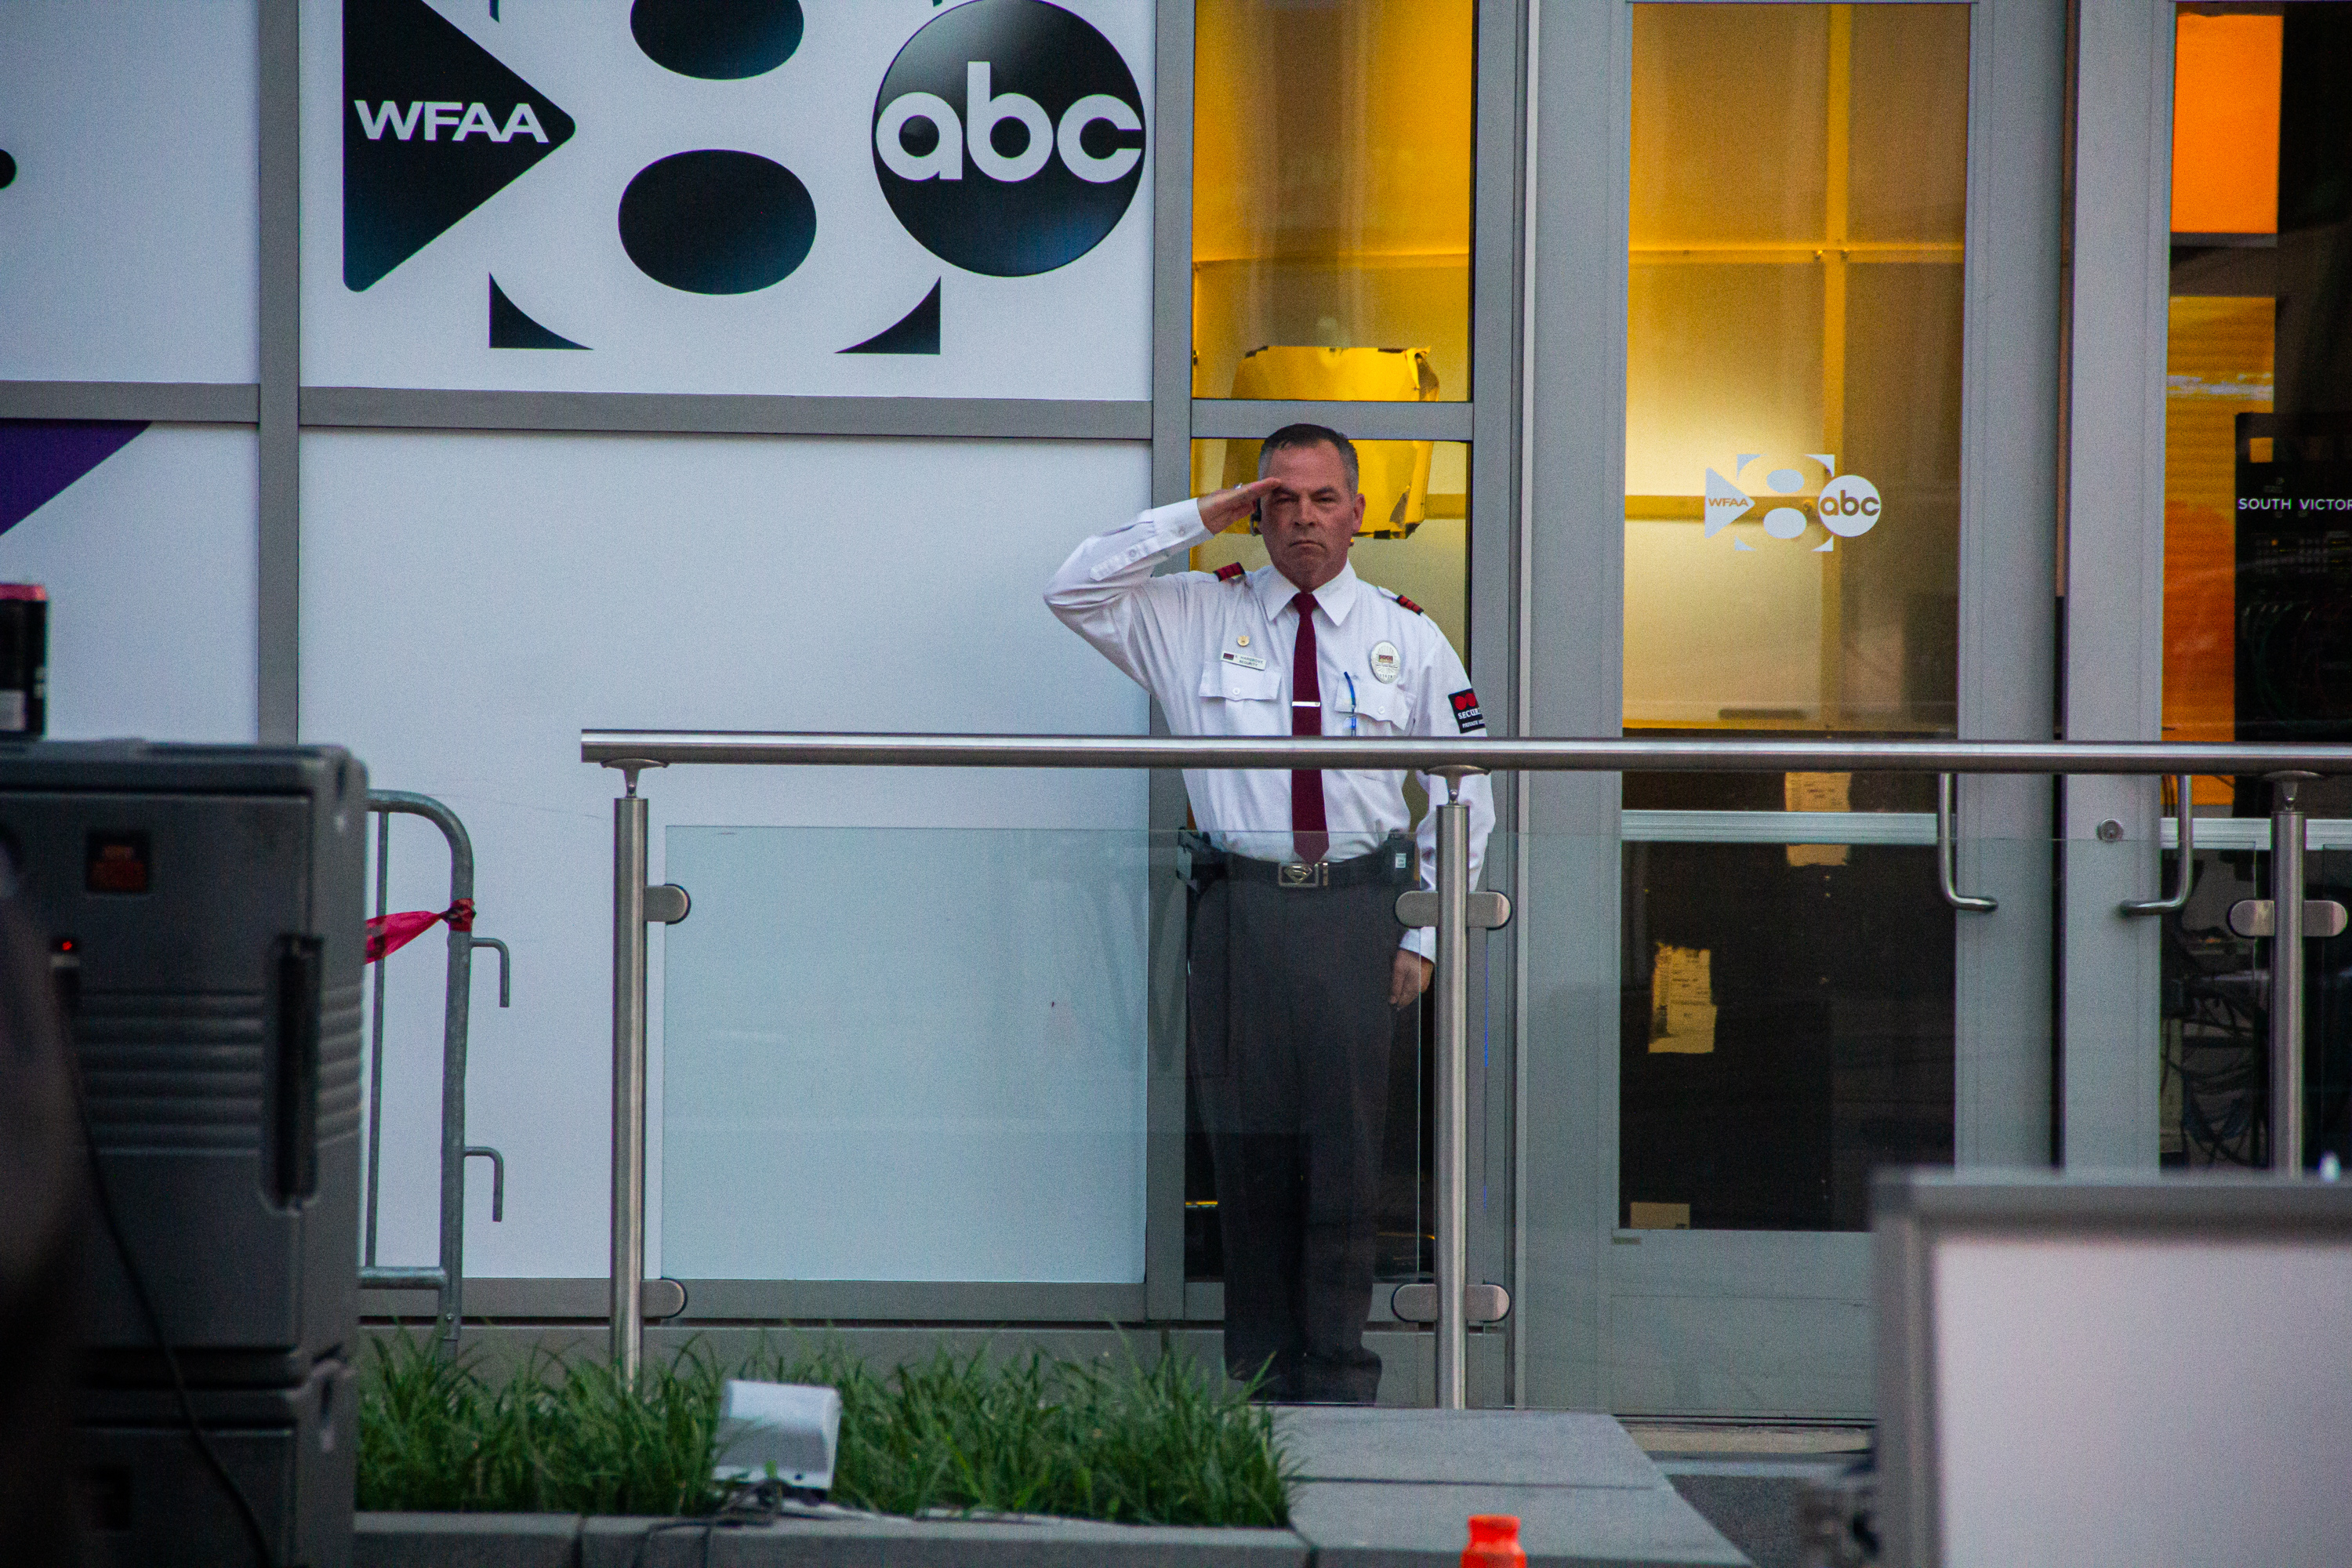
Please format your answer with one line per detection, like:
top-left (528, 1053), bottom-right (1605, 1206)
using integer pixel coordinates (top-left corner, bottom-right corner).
top-left (1045, 497), bottom-right (1497, 958)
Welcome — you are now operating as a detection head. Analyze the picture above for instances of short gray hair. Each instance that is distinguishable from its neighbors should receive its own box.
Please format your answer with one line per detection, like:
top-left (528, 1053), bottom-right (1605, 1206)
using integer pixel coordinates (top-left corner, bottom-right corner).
top-left (1256, 423), bottom-right (1359, 493)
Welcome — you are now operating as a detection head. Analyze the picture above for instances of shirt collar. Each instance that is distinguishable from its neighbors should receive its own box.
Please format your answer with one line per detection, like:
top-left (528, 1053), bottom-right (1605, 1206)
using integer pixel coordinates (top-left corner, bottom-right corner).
top-left (1254, 560), bottom-right (1361, 626)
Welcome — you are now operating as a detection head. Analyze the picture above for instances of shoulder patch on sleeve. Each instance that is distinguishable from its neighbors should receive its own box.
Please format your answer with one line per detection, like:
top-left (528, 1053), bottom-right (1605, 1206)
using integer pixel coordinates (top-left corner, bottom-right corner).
top-left (1394, 593), bottom-right (1425, 616)
top-left (1448, 688), bottom-right (1486, 733)
top-left (1214, 562), bottom-right (1246, 583)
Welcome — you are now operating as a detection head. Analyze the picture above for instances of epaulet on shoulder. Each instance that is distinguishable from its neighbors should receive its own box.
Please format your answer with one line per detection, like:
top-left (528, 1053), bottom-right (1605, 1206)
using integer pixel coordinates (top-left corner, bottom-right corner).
top-left (1383, 588), bottom-right (1426, 616)
top-left (1214, 563), bottom-right (1246, 583)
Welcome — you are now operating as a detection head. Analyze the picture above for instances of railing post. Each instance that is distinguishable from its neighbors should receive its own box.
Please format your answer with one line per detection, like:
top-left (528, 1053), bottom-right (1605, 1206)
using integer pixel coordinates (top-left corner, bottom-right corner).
top-left (1432, 777), bottom-right (1470, 1410)
top-left (1392, 775), bottom-right (1510, 1392)
top-left (610, 769), bottom-right (652, 1381)
top-left (2270, 773), bottom-right (2309, 1172)
top-left (608, 760), bottom-right (688, 1380)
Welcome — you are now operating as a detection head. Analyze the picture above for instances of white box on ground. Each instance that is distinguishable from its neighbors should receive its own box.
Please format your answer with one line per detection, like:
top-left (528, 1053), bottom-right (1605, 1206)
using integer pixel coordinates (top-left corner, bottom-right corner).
top-left (713, 1381), bottom-right (841, 1491)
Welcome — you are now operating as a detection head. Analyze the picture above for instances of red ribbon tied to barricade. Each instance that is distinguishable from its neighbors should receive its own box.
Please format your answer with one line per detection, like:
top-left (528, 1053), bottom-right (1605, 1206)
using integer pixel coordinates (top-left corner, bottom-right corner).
top-left (365, 898), bottom-right (476, 963)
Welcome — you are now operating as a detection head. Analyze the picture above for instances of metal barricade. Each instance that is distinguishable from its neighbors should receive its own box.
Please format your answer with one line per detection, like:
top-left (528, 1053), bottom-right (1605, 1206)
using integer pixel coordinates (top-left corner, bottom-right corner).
top-left (358, 789), bottom-right (511, 1352)
top-left (582, 731), bottom-right (2352, 1396)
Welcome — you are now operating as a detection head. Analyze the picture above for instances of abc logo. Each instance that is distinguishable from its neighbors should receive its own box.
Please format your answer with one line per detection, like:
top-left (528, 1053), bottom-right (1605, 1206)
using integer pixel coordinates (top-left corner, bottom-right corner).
top-left (1817, 474), bottom-right (1883, 538)
top-left (873, 0), bottom-right (1147, 278)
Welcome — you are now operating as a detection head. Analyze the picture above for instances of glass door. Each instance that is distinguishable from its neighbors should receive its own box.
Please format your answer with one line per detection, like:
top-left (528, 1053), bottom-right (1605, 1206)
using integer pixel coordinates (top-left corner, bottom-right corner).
top-left (1515, 0), bottom-right (2064, 1417)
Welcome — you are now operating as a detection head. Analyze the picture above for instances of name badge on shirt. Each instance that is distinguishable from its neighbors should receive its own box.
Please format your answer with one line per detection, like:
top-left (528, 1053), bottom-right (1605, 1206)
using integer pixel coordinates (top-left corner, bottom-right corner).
top-left (1370, 641), bottom-right (1402, 684)
top-left (1221, 648), bottom-right (1268, 671)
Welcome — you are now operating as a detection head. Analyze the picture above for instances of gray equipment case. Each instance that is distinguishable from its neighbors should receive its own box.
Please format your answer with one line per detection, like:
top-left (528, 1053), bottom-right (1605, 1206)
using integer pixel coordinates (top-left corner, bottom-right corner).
top-left (0, 742), bottom-right (368, 1566)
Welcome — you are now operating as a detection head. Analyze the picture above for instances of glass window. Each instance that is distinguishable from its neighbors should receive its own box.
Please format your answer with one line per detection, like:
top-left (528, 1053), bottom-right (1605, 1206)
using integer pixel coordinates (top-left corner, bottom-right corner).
top-left (2160, 2), bottom-right (2352, 1175)
top-left (1624, 4), bottom-right (1969, 736)
top-left (1192, 0), bottom-right (1475, 402)
top-left (1616, 4), bottom-right (1970, 1236)
top-left (1621, 840), bottom-right (1959, 1232)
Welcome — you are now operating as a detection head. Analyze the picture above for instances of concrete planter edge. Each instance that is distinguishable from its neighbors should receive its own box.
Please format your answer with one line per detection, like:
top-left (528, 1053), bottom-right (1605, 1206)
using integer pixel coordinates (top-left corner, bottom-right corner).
top-left (357, 1509), bottom-right (1313, 1567)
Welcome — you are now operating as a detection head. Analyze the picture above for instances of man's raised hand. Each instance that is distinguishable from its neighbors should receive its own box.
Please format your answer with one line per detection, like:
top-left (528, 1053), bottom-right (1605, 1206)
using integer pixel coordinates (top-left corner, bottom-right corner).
top-left (1199, 477), bottom-right (1283, 535)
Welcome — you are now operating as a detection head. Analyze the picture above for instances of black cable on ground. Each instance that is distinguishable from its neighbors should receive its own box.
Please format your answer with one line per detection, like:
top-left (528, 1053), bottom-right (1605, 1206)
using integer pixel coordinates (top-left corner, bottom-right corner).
top-left (626, 1481), bottom-right (871, 1568)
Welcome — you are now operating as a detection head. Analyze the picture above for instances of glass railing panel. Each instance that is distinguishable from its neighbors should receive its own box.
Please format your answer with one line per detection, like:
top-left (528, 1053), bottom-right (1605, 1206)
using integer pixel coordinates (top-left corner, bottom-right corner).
top-left (660, 826), bottom-right (1153, 1283)
top-left (658, 815), bottom-right (1474, 1403)
top-left (2156, 816), bottom-right (2352, 1171)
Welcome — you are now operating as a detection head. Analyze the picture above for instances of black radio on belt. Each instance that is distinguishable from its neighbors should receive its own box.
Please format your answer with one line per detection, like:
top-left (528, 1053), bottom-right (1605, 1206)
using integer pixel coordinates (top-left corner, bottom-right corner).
top-left (1381, 833), bottom-right (1415, 886)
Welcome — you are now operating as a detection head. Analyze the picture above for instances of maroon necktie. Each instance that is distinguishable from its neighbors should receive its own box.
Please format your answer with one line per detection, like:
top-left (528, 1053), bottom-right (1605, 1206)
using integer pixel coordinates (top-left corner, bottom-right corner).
top-left (1290, 591), bottom-right (1329, 864)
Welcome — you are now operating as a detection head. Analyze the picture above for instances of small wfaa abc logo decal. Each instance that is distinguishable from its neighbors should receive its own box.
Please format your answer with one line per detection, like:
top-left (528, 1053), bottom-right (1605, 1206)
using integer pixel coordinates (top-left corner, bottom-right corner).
top-left (341, 0), bottom-right (1146, 346)
top-left (1702, 456), bottom-right (1882, 553)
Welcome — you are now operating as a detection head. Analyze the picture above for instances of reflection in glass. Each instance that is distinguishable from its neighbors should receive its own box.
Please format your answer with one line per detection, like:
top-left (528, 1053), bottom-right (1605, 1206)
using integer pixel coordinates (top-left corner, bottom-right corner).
top-left (2156, 8), bottom-right (2352, 1171)
top-left (1192, 0), bottom-right (1474, 401)
top-left (1620, 839), bottom-right (1956, 1232)
top-left (1624, 4), bottom-right (1969, 734)
top-left (1190, 439), bottom-right (1471, 659)
top-left (2164, 4), bottom-right (2352, 820)
top-left (2158, 840), bottom-right (2352, 1172)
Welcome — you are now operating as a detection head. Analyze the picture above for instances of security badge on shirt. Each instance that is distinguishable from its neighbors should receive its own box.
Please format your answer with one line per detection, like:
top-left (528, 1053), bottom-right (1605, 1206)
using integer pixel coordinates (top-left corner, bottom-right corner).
top-left (1217, 630), bottom-right (1483, 727)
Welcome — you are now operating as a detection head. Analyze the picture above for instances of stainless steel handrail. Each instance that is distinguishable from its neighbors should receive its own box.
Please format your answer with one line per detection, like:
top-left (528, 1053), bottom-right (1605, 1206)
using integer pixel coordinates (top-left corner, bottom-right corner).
top-left (585, 731), bottom-right (2352, 1393)
top-left (585, 731), bottom-right (2352, 774)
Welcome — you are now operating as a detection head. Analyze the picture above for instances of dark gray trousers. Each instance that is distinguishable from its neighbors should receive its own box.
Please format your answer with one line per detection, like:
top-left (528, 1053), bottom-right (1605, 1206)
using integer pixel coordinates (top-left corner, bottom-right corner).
top-left (1188, 872), bottom-right (1400, 1404)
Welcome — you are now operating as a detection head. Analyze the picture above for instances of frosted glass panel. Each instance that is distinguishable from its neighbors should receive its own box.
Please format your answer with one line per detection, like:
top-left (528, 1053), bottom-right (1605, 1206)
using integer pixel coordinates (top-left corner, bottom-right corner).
top-left (662, 826), bottom-right (1150, 1283)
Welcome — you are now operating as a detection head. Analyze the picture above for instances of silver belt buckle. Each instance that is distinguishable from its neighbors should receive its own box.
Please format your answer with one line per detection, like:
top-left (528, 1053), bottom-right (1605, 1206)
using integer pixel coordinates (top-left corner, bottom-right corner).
top-left (1279, 860), bottom-right (1328, 888)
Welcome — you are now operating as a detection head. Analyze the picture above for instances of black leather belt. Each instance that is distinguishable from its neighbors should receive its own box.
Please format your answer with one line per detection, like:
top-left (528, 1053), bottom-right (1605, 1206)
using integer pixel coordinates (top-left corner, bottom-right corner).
top-left (1188, 833), bottom-right (1416, 891)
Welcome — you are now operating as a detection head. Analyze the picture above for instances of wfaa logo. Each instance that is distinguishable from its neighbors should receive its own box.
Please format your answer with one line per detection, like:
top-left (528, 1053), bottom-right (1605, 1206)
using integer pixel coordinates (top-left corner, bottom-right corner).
top-left (340, 0), bottom-right (1148, 354)
top-left (1700, 456), bottom-right (1882, 553)
top-left (342, 0), bottom-right (575, 293)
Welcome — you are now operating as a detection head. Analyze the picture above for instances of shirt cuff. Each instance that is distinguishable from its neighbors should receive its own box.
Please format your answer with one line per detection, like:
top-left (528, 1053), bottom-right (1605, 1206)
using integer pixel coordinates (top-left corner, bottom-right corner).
top-left (1084, 498), bottom-right (1210, 583)
top-left (1400, 928), bottom-right (1435, 961)
top-left (1152, 495), bottom-right (1209, 546)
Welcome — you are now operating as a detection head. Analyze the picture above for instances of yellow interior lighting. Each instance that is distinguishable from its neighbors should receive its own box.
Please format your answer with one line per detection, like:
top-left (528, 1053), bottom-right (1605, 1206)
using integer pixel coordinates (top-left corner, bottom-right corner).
top-left (1624, 5), bottom-right (1969, 736)
top-left (1192, 0), bottom-right (1475, 401)
top-left (1214, 347), bottom-right (1439, 537)
top-left (2161, 296), bottom-right (2273, 803)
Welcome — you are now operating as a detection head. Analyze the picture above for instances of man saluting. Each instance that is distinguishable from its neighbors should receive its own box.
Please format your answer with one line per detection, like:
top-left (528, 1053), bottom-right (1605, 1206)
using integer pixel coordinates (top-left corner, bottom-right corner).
top-left (1045, 423), bottom-right (1494, 1403)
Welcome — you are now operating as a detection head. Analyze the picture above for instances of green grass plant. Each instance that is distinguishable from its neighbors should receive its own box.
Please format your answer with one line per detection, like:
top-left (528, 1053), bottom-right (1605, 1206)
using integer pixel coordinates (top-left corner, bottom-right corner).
top-left (357, 1331), bottom-right (1293, 1528)
top-left (357, 1332), bottom-right (728, 1517)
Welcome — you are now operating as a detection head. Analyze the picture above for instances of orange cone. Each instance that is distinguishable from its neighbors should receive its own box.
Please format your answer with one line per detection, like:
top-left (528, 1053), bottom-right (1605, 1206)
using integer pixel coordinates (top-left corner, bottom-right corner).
top-left (1463, 1514), bottom-right (1526, 1567)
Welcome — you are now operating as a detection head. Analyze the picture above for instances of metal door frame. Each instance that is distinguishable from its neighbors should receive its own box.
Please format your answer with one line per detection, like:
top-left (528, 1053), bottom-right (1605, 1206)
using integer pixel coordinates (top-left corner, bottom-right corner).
top-left (1516, 0), bottom-right (2072, 1415)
